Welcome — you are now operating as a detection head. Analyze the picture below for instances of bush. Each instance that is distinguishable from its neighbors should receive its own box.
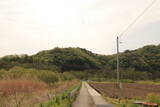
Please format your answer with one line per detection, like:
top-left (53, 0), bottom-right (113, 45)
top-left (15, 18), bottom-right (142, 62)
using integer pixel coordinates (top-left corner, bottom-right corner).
top-left (129, 104), bottom-right (139, 107)
top-left (62, 72), bottom-right (75, 81)
top-left (7, 66), bottom-right (26, 79)
top-left (37, 71), bottom-right (59, 84)
top-left (4, 66), bottom-right (38, 80)
top-left (0, 66), bottom-right (74, 84)
top-left (0, 69), bottom-right (7, 79)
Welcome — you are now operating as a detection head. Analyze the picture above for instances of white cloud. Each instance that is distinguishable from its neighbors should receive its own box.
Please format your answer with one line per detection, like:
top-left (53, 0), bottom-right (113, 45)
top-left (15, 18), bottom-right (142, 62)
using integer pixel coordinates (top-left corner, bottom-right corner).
top-left (0, 0), bottom-right (159, 56)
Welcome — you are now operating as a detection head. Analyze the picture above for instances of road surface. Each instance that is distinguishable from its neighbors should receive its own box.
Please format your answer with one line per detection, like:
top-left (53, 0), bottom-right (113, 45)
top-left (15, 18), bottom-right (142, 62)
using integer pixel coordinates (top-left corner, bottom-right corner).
top-left (72, 82), bottom-right (113, 107)
top-left (72, 82), bottom-right (95, 107)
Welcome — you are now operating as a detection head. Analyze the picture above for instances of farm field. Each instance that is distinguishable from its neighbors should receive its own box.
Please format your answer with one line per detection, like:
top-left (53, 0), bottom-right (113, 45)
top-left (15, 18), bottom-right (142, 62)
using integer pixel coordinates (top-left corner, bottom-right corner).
top-left (89, 82), bottom-right (160, 99)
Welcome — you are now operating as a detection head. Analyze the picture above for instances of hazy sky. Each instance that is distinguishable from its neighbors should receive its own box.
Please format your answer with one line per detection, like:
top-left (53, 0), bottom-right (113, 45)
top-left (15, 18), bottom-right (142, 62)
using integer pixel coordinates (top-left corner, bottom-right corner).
top-left (0, 0), bottom-right (160, 57)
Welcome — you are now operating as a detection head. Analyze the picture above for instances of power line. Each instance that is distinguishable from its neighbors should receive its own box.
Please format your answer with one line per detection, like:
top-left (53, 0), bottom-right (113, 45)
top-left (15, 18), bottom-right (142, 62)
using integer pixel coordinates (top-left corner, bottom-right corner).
top-left (116, 0), bottom-right (157, 101)
top-left (119, 0), bottom-right (157, 38)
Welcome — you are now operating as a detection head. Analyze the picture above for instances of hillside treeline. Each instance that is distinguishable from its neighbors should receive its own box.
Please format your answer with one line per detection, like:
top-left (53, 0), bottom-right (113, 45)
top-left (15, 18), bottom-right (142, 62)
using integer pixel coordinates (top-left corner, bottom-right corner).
top-left (0, 47), bottom-right (107, 71)
top-left (0, 44), bottom-right (159, 80)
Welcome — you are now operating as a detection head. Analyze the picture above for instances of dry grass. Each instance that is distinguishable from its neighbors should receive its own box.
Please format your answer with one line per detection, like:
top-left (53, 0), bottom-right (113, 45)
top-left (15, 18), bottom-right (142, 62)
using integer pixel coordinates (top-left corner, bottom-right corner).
top-left (0, 79), bottom-right (48, 107)
top-left (52, 80), bottom-right (78, 94)
top-left (0, 79), bottom-right (47, 96)
top-left (0, 79), bottom-right (78, 107)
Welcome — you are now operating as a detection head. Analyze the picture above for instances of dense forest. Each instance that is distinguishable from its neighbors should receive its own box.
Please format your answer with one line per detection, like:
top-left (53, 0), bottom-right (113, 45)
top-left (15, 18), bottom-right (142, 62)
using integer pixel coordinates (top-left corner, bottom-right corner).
top-left (0, 44), bottom-right (160, 80)
top-left (0, 47), bottom-right (108, 71)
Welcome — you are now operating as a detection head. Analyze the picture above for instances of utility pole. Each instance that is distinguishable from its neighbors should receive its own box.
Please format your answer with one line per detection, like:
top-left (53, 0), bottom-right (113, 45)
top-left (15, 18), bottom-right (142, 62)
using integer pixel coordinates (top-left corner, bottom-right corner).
top-left (117, 36), bottom-right (120, 86)
top-left (117, 36), bottom-right (122, 103)
top-left (115, 0), bottom-right (156, 103)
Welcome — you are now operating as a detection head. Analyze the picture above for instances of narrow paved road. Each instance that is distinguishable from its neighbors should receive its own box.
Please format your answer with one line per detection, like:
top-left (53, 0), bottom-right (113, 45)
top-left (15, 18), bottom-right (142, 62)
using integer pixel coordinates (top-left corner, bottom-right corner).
top-left (85, 82), bottom-right (113, 107)
top-left (72, 82), bottom-right (113, 107)
top-left (72, 82), bottom-right (95, 107)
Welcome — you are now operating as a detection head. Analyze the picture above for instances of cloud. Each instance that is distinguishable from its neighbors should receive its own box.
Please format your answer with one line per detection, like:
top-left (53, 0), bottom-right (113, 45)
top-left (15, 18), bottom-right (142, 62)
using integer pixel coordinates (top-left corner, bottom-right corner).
top-left (0, 0), bottom-right (159, 56)
top-left (120, 21), bottom-right (160, 51)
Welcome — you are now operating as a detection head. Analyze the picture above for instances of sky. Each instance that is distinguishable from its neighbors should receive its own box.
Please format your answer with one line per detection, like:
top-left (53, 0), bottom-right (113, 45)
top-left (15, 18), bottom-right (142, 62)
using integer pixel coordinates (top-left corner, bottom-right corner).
top-left (0, 0), bottom-right (160, 57)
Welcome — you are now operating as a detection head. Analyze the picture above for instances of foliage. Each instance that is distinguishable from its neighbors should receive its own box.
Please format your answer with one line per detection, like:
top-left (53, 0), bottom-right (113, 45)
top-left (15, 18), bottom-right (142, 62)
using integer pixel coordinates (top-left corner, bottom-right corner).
top-left (0, 44), bottom-right (159, 80)
top-left (62, 72), bottom-right (75, 81)
top-left (0, 67), bottom-right (75, 84)
top-left (70, 69), bottom-right (152, 81)
top-left (36, 83), bottom-right (81, 107)
top-left (107, 45), bottom-right (160, 72)
top-left (0, 66), bottom-right (77, 107)
top-left (37, 71), bottom-right (59, 84)
top-left (0, 69), bottom-right (7, 79)
top-left (33, 47), bottom-right (102, 71)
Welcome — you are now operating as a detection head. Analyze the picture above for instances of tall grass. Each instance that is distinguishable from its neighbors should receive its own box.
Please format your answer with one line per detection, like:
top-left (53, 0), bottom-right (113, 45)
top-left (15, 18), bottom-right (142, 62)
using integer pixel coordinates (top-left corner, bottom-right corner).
top-left (37, 83), bottom-right (81, 107)
top-left (0, 66), bottom-right (77, 107)
top-left (0, 66), bottom-right (75, 83)
top-left (0, 79), bottom-right (48, 107)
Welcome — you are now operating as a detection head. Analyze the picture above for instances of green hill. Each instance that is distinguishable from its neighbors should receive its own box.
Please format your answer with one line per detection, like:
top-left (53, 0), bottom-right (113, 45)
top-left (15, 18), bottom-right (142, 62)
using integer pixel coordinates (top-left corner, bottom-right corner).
top-left (107, 45), bottom-right (160, 72)
top-left (33, 47), bottom-right (102, 71)
top-left (0, 45), bottom-right (159, 74)
top-left (0, 47), bottom-right (109, 71)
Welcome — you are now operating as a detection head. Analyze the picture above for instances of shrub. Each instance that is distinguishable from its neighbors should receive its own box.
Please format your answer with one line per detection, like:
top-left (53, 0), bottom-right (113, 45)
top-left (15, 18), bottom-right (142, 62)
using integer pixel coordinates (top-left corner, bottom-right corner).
top-left (129, 104), bottom-right (139, 107)
top-left (4, 66), bottom-right (37, 80)
top-left (62, 72), bottom-right (75, 81)
top-left (37, 71), bottom-right (59, 84)
top-left (0, 69), bottom-right (7, 79)
top-left (1, 67), bottom-right (62, 84)
top-left (7, 66), bottom-right (26, 79)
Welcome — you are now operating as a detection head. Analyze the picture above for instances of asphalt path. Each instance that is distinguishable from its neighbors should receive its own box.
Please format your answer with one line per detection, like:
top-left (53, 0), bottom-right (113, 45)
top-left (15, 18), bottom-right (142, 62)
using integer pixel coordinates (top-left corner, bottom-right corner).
top-left (72, 82), bottom-right (113, 107)
top-left (72, 82), bottom-right (95, 107)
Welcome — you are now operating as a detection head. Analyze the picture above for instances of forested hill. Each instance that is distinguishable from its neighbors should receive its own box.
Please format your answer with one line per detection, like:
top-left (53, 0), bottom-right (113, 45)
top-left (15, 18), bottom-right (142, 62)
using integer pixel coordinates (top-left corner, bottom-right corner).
top-left (106, 44), bottom-right (160, 72)
top-left (0, 45), bottom-right (160, 73)
top-left (0, 47), bottom-right (109, 71)
top-left (32, 47), bottom-right (109, 71)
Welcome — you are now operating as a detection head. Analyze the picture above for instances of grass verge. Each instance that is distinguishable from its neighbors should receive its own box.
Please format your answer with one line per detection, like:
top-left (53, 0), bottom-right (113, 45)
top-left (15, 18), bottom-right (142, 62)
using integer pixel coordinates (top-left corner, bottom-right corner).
top-left (35, 82), bottom-right (81, 107)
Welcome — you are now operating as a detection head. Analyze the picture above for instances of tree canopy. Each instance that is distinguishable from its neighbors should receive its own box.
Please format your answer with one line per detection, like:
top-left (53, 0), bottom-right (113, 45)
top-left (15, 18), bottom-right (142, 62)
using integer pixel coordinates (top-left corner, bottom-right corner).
top-left (0, 45), bottom-right (159, 75)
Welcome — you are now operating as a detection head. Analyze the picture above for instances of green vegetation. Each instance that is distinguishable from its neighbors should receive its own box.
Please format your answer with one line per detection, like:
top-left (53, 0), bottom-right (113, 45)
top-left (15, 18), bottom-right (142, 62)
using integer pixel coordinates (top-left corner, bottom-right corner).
top-left (36, 83), bottom-right (81, 107)
top-left (106, 94), bottom-right (160, 107)
top-left (0, 44), bottom-right (159, 106)
top-left (0, 48), bottom-right (103, 71)
top-left (147, 93), bottom-right (160, 104)
top-left (107, 45), bottom-right (160, 76)
top-left (0, 66), bottom-right (77, 107)
top-left (0, 44), bottom-right (159, 81)
top-left (0, 66), bottom-right (75, 83)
